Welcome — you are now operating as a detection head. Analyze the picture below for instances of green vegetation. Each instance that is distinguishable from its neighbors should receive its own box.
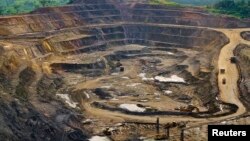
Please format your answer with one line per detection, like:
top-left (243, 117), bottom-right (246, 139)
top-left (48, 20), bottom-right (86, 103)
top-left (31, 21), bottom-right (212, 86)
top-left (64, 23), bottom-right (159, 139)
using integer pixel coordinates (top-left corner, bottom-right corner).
top-left (150, 0), bottom-right (249, 18)
top-left (172, 0), bottom-right (222, 6)
top-left (1, 0), bottom-right (249, 19)
top-left (150, 0), bottom-right (222, 6)
top-left (0, 0), bottom-right (71, 15)
top-left (150, 0), bottom-right (180, 6)
top-left (208, 0), bottom-right (250, 18)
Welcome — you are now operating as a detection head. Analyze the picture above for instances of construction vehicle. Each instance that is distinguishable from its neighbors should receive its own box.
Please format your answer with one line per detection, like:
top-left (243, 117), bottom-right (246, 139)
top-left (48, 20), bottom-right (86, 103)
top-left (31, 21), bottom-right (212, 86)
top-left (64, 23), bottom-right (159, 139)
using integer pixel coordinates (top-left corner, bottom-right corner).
top-left (116, 60), bottom-right (122, 67)
top-left (230, 57), bottom-right (237, 63)
top-left (175, 105), bottom-right (199, 112)
top-left (220, 69), bottom-right (225, 74)
top-left (222, 78), bottom-right (226, 85)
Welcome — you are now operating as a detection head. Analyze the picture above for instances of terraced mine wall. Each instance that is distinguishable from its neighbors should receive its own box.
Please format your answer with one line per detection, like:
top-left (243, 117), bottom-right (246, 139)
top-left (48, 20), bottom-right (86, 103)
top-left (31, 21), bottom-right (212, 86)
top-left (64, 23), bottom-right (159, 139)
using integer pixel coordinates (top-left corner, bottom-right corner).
top-left (0, 0), bottom-right (250, 35)
top-left (0, 0), bottom-right (244, 61)
top-left (1, 24), bottom-right (228, 63)
top-left (0, 0), bottom-right (231, 108)
top-left (44, 25), bottom-right (226, 54)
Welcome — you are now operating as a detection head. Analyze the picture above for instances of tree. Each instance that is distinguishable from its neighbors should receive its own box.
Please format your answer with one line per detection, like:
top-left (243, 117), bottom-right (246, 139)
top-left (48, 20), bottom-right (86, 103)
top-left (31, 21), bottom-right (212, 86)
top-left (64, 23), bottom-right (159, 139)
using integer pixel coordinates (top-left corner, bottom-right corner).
top-left (213, 0), bottom-right (250, 18)
top-left (214, 0), bottom-right (236, 10)
top-left (0, 0), bottom-right (71, 15)
top-left (39, 0), bottom-right (51, 7)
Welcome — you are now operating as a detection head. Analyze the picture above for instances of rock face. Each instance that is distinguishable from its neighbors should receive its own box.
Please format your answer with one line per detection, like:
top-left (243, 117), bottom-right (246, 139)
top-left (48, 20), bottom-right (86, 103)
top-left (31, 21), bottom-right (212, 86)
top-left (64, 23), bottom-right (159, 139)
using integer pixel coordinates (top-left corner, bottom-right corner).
top-left (241, 31), bottom-right (250, 41)
top-left (0, 0), bottom-right (249, 141)
top-left (235, 44), bottom-right (250, 110)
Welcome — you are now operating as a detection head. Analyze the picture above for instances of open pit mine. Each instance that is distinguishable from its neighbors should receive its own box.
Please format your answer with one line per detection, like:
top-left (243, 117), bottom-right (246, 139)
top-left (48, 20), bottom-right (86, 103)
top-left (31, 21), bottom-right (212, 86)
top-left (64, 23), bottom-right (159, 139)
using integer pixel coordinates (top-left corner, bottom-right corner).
top-left (0, 0), bottom-right (250, 141)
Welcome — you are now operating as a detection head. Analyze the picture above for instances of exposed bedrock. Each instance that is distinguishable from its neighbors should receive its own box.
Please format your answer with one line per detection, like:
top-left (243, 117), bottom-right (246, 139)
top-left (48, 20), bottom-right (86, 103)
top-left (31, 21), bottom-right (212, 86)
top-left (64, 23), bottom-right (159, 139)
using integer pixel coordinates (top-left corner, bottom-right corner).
top-left (0, 67), bottom-right (90, 141)
top-left (0, 98), bottom-right (89, 141)
top-left (235, 44), bottom-right (250, 111)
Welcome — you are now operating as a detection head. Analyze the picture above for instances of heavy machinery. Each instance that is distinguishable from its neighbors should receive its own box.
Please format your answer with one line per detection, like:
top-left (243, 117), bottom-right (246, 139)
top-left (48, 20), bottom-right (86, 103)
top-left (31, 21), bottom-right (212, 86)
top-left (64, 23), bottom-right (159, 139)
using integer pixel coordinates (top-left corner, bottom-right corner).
top-left (220, 69), bottom-right (226, 74)
top-left (230, 57), bottom-right (237, 63)
top-left (175, 105), bottom-right (200, 112)
top-left (222, 78), bottom-right (226, 85)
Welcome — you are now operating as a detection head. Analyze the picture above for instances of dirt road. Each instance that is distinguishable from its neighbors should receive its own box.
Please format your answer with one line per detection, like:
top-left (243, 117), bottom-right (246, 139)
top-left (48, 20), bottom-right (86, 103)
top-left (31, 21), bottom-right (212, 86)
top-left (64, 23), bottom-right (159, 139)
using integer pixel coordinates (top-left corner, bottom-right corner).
top-left (217, 29), bottom-right (249, 117)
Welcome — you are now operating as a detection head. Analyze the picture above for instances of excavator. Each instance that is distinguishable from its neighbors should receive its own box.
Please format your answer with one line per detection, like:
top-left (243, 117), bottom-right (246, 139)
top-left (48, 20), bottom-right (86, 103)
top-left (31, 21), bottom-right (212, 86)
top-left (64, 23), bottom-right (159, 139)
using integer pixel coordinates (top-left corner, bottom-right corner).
top-left (175, 105), bottom-right (200, 113)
